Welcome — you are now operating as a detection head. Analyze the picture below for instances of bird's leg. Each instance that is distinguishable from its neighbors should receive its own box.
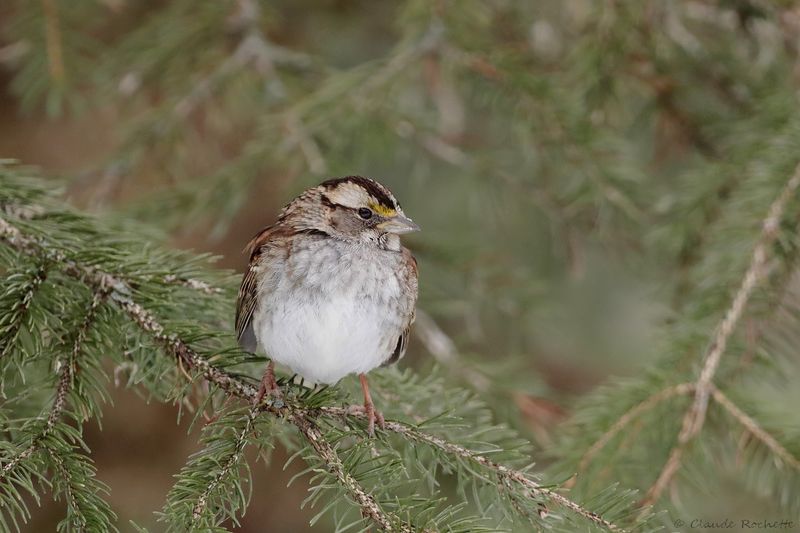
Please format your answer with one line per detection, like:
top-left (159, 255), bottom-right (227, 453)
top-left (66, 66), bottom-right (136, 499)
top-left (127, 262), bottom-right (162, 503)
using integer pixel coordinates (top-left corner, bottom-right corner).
top-left (347, 373), bottom-right (385, 436)
top-left (254, 360), bottom-right (282, 405)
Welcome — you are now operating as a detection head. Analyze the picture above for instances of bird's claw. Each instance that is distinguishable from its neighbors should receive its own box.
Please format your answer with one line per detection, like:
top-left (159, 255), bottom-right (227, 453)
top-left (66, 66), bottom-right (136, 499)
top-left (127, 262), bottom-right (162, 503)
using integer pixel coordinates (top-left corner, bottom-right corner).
top-left (254, 361), bottom-right (282, 406)
top-left (254, 380), bottom-right (283, 407)
top-left (346, 403), bottom-right (385, 436)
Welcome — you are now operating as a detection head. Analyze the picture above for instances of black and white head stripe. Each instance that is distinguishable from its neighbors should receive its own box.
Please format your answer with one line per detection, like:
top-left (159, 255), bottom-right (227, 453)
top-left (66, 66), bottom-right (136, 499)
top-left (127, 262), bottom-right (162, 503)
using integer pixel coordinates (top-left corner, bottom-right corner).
top-left (321, 176), bottom-right (399, 212)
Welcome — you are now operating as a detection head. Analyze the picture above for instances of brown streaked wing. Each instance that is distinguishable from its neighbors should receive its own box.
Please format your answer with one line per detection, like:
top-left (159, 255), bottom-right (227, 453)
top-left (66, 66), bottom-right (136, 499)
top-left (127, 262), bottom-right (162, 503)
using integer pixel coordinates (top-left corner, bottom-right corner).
top-left (235, 225), bottom-right (279, 352)
top-left (384, 323), bottom-right (412, 367)
top-left (383, 247), bottom-right (418, 366)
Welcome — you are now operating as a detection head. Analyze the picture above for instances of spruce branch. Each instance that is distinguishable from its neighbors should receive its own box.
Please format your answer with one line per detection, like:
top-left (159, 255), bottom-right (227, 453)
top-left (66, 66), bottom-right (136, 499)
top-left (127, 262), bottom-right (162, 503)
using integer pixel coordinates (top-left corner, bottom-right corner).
top-left (162, 274), bottom-right (222, 295)
top-left (573, 383), bottom-right (696, 478)
top-left (49, 291), bottom-right (106, 429)
top-left (0, 291), bottom-right (104, 482)
top-left (0, 208), bottom-right (628, 532)
top-left (51, 451), bottom-right (88, 533)
top-left (47, 430), bottom-right (117, 533)
top-left (319, 407), bottom-right (624, 532)
top-left (710, 386), bottom-right (800, 472)
top-left (170, 0), bottom-right (309, 120)
top-left (0, 261), bottom-right (49, 359)
top-left (641, 162), bottom-right (800, 508)
top-left (0, 213), bottom-right (417, 531)
top-left (190, 405), bottom-right (259, 524)
top-left (291, 413), bottom-right (416, 533)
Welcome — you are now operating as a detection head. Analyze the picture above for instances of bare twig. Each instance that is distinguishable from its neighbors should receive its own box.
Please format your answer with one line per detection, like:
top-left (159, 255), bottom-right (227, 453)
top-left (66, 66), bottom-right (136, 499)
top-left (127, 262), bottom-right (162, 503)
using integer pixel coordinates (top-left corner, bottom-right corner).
top-left (284, 111), bottom-right (327, 174)
top-left (575, 383), bottom-right (696, 477)
top-left (711, 386), bottom-right (800, 471)
top-left (413, 310), bottom-right (490, 392)
top-left (40, 0), bottom-right (65, 84)
top-left (162, 274), bottom-right (223, 295)
top-left (641, 164), bottom-right (800, 508)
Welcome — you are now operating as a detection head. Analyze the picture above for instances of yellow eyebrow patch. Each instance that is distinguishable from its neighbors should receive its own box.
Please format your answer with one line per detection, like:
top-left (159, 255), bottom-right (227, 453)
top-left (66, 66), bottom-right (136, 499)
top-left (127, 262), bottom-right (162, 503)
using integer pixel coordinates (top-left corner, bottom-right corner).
top-left (369, 203), bottom-right (397, 217)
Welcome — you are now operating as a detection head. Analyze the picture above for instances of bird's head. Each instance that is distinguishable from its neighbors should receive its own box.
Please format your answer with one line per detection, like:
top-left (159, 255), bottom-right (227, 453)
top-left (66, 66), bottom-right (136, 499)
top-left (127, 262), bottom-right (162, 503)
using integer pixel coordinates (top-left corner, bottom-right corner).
top-left (285, 176), bottom-right (420, 248)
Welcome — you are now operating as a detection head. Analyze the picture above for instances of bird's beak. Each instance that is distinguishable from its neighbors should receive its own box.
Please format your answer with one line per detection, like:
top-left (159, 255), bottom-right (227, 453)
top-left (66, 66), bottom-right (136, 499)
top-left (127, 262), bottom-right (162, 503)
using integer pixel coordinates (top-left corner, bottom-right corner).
top-left (377, 214), bottom-right (421, 234)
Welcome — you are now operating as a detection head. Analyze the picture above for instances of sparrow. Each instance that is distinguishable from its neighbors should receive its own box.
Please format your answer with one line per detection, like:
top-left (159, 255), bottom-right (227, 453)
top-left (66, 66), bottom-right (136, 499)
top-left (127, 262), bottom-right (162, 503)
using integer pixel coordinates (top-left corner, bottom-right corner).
top-left (235, 176), bottom-right (419, 435)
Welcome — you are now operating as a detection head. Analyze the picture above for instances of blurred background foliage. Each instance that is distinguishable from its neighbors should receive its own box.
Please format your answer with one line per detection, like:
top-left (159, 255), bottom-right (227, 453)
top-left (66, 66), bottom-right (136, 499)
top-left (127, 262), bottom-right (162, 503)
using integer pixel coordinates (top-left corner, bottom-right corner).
top-left (2, 0), bottom-right (800, 531)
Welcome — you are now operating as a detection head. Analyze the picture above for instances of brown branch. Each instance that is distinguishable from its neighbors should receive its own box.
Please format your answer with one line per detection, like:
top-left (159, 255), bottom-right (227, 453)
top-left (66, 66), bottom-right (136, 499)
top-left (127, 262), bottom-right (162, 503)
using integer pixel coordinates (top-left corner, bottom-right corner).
top-left (0, 214), bottom-right (624, 531)
top-left (284, 111), bottom-right (327, 175)
top-left (413, 310), bottom-right (490, 392)
top-left (320, 406), bottom-right (623, 532)
top-left (711, 386), bottom-right (800, 472)
top-left (41, 0), bottom-right (65, 84)
top-left (641, 163), bottom-right (800, 509)
top-left (574, 383), bottom-right (696, 477)
top-left (291, 412), bottom-right (413, 532)
top-left (162, 275), bottom-right (222, 295)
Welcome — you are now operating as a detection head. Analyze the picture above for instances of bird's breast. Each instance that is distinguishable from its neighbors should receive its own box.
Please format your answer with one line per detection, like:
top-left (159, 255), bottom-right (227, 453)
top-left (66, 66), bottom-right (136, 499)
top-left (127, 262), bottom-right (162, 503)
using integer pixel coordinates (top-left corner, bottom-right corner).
top-left (252, 240), bottom-right (407, 384)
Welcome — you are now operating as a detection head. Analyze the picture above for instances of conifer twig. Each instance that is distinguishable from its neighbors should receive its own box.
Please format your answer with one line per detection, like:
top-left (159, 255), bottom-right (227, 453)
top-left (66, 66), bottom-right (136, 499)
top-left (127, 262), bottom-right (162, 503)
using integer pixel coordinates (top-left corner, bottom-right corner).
top-left (51, 452), bottom-right (88, 533)
top-left (710, 385), bottom-right (800, 471)
top-left (0, 291), bottom-right (104, 481)
top-left (641, 163), bottom-right (800, 508)
top-left (0, 262), bottom-right (49, 358)
top-left (575, 383), bottom-right (696, 476)
top-left (1, 212), bottom-right (410, 530)
top-left (0, 214), bottom-right (623, 531)
top-left (291, 412), bottom-right (415, 533)
top-left (191, 405), bottom-right (260, 523)
top-left (320, 407), bottom-right (623, 532)
top-left (162, 274), bottom-right (223, 295)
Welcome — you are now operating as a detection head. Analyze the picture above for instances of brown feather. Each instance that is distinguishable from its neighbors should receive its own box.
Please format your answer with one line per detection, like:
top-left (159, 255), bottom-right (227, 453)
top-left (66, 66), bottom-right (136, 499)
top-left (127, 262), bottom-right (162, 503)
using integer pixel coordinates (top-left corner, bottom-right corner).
top-left (236, 225), bottom-right (282, 350)
top-left (383, 246), bottom-right (418, 366)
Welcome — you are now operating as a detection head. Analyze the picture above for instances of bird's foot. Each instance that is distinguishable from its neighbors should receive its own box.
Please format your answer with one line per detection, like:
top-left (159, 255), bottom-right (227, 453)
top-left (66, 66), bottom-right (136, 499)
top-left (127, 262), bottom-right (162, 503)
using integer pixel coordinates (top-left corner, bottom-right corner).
top-left (254, 362), bottom-right (283, 407)
top-left (346, 402), bottom-right (385, 436)
top-left (254, 383), bottom-right (283, 407)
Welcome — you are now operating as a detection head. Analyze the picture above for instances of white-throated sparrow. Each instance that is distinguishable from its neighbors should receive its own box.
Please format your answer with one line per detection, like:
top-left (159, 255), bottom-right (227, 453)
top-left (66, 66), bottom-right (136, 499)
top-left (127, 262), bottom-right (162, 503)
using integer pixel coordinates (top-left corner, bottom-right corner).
top-left (236, 176), bottom-right (419, 434)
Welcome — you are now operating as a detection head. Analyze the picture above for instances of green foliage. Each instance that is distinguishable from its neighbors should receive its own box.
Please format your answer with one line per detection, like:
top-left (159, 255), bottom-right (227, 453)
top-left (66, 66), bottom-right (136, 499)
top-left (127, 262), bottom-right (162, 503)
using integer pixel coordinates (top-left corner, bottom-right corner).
top-left (3, 0), bottom-right (800, 530)
top-left (0, 166), bottom-right (646, 531)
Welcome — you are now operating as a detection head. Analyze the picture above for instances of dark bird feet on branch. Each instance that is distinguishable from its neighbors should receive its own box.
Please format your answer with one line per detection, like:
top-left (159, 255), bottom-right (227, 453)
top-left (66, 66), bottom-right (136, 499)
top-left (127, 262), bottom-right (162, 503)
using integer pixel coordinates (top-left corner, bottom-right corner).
top-left (255, 360), bottom-right (283, 406)
top-left (346, 373), bottom-right (385, 436)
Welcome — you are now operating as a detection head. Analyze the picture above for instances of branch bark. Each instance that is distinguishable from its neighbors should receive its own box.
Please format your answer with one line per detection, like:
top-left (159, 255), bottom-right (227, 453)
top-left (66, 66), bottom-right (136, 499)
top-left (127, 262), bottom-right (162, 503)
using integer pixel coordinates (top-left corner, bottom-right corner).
top-left (641, 164), bottom-right (800, 508)
top-left (710, 385), bottom-right (800, 472)
top-left (573, 383), bottom-right (696, 479)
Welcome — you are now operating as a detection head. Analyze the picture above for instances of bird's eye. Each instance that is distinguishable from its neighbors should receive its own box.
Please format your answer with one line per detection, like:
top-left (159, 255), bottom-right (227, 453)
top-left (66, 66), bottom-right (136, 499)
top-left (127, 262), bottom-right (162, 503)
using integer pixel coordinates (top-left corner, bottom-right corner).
top-left (358, 207), bottom-right (373, 220)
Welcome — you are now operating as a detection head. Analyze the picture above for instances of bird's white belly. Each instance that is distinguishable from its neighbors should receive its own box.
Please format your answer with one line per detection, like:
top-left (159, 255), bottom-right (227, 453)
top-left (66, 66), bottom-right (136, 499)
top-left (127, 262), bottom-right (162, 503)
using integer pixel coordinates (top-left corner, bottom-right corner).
top-left (255, 292), bottom-right (393, 384)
